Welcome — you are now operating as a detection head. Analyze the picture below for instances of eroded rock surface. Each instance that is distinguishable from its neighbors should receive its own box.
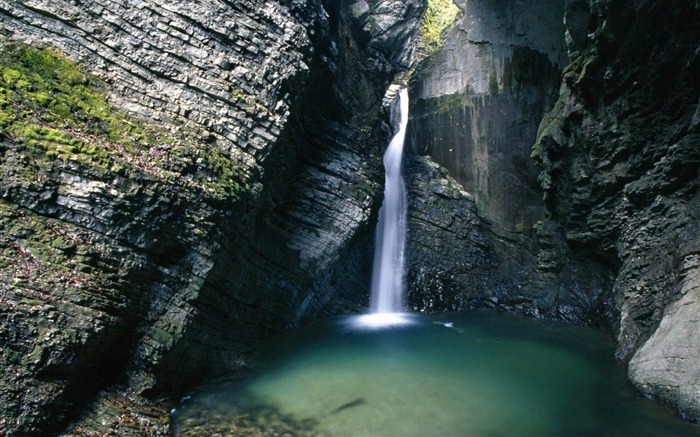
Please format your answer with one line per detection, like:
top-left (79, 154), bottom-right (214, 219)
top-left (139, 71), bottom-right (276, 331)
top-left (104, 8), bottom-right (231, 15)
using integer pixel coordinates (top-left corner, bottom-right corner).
top-left (1, 0), bottom-right (698, 432)
top-left (406, 0), bottom-right (699, 422)
top-left (405, 155), bottom-right (490, 311)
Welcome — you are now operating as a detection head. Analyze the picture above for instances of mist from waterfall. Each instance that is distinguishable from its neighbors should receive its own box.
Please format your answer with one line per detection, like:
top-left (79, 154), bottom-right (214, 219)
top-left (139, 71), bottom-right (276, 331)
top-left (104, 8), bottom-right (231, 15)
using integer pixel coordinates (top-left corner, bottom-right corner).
top-left (370, 88), bottom-right (409, 314)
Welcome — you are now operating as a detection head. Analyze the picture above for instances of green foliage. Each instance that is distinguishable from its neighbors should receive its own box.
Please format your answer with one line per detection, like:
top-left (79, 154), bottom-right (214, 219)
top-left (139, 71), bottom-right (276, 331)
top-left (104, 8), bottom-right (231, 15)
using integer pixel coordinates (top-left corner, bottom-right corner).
top-left (419, 88), bottom-right (482, 115)
top-left (419, 0), bottom-right (460, 54)
top-left (425, 91), bottom-right (468, 114)
top-left (0, 43), bottom-right (150, 167)
top-left (0, 42), bottom-right (248, 200)
top-left (201, 146), bottom-right (245, 197)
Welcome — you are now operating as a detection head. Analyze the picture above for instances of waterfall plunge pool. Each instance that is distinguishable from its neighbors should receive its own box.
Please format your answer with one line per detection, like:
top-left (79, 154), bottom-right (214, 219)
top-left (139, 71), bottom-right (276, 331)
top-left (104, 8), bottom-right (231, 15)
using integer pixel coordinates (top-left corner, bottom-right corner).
top-left (172, 311), bottom-right (700, 436)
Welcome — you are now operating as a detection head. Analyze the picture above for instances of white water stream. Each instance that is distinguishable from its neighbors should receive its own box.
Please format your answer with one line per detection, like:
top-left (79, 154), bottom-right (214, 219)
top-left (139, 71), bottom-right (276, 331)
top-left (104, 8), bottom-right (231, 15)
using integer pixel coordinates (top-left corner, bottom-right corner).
top-left (370, 88), bottom-right (409, 314)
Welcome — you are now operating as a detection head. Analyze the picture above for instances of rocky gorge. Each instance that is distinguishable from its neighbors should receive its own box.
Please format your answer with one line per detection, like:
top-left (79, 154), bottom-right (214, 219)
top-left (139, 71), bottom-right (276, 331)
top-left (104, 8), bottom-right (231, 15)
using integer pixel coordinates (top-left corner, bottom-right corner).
top-left (0, 0), bottom-right (698, 435)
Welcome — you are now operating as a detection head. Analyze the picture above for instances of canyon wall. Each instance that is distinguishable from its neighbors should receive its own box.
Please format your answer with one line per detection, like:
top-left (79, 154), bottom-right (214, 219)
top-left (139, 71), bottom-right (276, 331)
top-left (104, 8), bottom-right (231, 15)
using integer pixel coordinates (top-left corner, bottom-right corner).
top-left (405, 0), bottom-right (614, 326)
top-left (406, 0), bottom-right (699, 422)
top-left (1, 0), bottom-right (698, 433)
top-left (0, 0), bottom-right (423, 434)
top-left (534, 0), bottom-right (700, 422)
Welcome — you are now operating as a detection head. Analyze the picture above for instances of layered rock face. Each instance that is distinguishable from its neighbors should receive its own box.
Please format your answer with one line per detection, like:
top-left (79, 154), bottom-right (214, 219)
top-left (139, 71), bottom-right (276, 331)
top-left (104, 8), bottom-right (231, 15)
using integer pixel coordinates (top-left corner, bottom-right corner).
top-left (0, 0), bottom-right (422, 434)
top-left (2, 0), bottom-right (698, 433)
top-left (534, 0), bottom-right (700, 422)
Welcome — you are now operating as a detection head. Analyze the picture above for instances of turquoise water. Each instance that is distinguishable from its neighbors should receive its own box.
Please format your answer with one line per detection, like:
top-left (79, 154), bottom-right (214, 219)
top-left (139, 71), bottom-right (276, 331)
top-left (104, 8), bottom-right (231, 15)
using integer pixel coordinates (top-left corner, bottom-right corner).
top-left (172, 312), bottom-right (700, 436)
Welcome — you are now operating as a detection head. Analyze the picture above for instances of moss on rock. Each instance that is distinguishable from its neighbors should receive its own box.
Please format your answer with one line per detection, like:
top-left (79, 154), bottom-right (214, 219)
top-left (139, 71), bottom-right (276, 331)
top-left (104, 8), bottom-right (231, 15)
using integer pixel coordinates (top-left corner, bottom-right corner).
top-left (0, 42), bottom-right (248, 201)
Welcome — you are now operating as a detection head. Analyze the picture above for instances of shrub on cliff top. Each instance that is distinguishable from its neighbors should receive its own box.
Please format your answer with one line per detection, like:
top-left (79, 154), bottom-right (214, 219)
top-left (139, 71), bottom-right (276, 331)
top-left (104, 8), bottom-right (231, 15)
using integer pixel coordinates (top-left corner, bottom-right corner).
top-left (419, 0), bottom-right (460, 55)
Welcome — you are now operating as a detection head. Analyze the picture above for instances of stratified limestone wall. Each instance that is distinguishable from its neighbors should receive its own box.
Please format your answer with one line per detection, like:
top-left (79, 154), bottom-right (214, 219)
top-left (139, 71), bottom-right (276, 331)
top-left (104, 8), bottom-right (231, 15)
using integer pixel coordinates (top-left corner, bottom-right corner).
top-left (0, 0), bottom-right (316, 167)
top-left (0, 0), bottom-right (424, 434)
top-left (0, 1), bottom-right (321, 434)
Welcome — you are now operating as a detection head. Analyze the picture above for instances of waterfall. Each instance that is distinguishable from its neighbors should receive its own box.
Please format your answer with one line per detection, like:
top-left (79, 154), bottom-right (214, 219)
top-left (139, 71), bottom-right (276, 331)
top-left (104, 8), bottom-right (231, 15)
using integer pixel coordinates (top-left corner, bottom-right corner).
top-left (370, 88), bottom-right (409, 314)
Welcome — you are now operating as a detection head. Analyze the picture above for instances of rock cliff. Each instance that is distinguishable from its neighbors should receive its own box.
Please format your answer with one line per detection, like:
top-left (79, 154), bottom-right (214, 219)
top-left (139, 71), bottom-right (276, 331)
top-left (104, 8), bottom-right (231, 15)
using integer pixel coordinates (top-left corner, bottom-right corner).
top-left (1, 0), bottom-right (699, 433)
top-left (534, 0), bottom-right (700, 422)
top-left (0, 0), bottom-right (423, 434)
top-left (406, 0), bottom-right (699, 423)
top-left (405, 0), bottom-right (614, 325)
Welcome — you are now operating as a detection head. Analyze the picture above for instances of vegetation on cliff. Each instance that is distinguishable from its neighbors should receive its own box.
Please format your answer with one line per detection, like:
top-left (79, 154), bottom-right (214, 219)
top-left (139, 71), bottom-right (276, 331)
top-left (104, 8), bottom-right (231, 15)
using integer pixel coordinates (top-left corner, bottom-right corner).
top-left (0, 42), bottom-right (248, 200)
top-left (0, 42), bottom-right (253, 435)
top-left (419, 0), bottom-right (460, 55)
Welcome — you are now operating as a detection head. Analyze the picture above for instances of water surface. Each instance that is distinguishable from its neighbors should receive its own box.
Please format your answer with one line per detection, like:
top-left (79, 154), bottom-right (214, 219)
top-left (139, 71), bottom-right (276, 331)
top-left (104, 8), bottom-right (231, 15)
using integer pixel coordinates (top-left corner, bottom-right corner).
top-left (173, 312), bottom-right (700, 436)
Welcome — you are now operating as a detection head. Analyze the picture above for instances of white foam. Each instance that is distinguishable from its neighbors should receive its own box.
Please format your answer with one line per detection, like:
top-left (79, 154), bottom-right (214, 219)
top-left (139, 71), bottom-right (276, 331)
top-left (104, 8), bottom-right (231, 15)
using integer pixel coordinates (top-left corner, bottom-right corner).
top-left (346, 312), bottom-right (417, 330)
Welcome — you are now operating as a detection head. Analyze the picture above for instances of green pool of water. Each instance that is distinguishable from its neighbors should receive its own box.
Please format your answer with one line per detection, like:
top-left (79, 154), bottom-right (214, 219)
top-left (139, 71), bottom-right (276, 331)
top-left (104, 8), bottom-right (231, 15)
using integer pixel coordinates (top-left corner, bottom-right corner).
top-left (172, 312), bottom-right (700, 436)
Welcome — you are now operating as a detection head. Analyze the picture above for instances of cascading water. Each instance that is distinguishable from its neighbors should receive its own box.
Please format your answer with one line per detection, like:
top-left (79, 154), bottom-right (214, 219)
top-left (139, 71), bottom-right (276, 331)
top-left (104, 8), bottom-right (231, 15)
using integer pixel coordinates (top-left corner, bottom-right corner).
top-left (172, 89), bottom-right (700, 437)
top-left (370, 88), bottom-right (409, 315)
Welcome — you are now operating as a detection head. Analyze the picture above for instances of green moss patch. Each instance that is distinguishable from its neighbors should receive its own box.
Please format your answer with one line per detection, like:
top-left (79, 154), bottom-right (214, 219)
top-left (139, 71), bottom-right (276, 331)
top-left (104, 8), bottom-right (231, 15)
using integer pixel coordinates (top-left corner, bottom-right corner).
top-left (423, 91), bottom-right (469, 115)
top-left (0, 42), bottom-right (248, 200)
top-left (0, 43), bottom-right (145, 164)
top-left (0, 200), bottom-right (107, 295)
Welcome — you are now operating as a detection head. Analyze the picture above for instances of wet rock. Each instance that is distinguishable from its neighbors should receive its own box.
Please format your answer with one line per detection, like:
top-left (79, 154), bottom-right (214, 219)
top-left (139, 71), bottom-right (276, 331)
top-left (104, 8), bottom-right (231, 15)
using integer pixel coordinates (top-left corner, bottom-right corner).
top-left (405, 156), bottom-right (613, 324)
top-left (408, 0), bottom-right (565, 233)
top-left (404, 0), bottom-right (614, 323)
top-left (405, 155), bottom-right (491, 311)
top-left (533, 0), bottom-right (700, 421)
top-left (62, 389), bottom-right (171, 436)
top-left (629, 252), bottom-right (700, 423)
top-left (407, 6), bottom-right (700, 423)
